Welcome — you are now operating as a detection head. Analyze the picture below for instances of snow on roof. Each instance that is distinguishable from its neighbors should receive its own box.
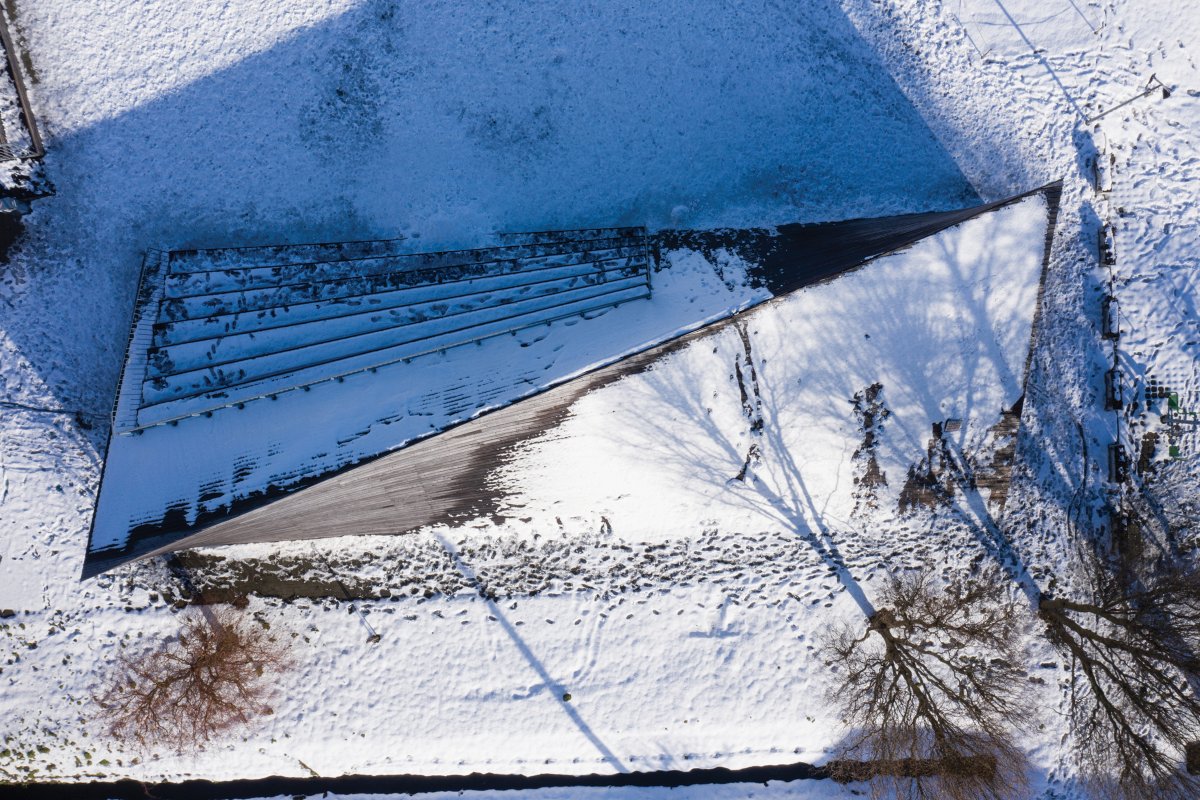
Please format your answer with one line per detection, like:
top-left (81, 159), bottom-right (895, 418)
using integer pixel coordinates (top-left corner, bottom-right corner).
top-left (86, 229), bottom-right (765, 575)
top-left (85, 188), bottom-right (1057, 577)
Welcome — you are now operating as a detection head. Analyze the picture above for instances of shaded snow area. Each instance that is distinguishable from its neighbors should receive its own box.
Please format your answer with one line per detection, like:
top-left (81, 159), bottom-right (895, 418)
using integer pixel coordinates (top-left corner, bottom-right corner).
top-left (0, 0), bottom-right (982, 410)
top-left (0, 0), bottom-right (1197, 798)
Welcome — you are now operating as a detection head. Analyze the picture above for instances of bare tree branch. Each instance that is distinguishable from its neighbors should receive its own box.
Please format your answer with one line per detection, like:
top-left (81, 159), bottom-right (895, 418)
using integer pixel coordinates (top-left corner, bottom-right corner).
top-left (823, 565), bottom-right (1028, 800)
top-left (1039, 547), bottom-right (1200, 800)
top-left (95, 608), bottom-right (289, 752)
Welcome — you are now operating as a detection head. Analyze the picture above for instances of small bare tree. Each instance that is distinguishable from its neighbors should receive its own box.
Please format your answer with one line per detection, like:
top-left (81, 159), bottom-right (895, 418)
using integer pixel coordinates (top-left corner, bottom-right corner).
top-left (1039, 550), bottom-right (1200, 799)
top-left (823, 566), bottom-right (1028, 800)
top-left (96, 608), bottom-right (288, 751)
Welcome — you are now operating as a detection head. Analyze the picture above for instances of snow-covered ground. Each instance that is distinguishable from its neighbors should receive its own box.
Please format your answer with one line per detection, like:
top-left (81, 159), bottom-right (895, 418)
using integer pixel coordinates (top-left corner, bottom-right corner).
top-left (1, 0), bottom-right (1198, 796)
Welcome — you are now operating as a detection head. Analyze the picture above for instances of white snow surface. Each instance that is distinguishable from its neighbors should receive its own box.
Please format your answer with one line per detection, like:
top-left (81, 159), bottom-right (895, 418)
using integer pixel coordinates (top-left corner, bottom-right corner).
top-left (493, 198), bottom-right (1046, 541)
top-left (1, 0), bottom-right (1199, 796)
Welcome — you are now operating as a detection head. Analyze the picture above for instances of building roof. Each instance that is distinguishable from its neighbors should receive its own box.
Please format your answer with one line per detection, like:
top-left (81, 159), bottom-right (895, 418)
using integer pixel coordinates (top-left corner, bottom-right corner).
top-left (85, 184), bottom-right (1060, 577)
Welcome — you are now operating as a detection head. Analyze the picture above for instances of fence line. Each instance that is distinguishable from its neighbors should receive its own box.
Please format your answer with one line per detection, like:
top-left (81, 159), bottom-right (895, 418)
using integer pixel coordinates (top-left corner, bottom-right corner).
top-left (0, 6), bottom-right (42, 161)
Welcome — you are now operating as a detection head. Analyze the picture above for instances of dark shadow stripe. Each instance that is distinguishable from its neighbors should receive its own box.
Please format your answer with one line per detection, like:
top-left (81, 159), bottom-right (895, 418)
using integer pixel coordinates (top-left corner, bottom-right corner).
top-left (3, 761), bottom-right (829, 800)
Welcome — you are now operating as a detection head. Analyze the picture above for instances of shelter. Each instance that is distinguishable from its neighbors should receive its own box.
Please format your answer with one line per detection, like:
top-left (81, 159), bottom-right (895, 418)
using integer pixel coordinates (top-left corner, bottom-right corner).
top-left (85, 184), bottom-right (1060, 577)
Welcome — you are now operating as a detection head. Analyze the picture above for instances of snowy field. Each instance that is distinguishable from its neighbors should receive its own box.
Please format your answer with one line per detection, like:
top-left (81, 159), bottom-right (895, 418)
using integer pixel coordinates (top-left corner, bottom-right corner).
top-left (1, 0), bottom-right (1198, 797)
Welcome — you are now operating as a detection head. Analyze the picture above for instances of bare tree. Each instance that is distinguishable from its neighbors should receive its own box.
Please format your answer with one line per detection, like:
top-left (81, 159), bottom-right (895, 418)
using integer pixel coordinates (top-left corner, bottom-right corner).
top-left (1039, 548), bottom-right (1200, 799)
top-left (96, 608), bottom-right (288, 752)
top-left (823, 566), bottom-right (1028, 800)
